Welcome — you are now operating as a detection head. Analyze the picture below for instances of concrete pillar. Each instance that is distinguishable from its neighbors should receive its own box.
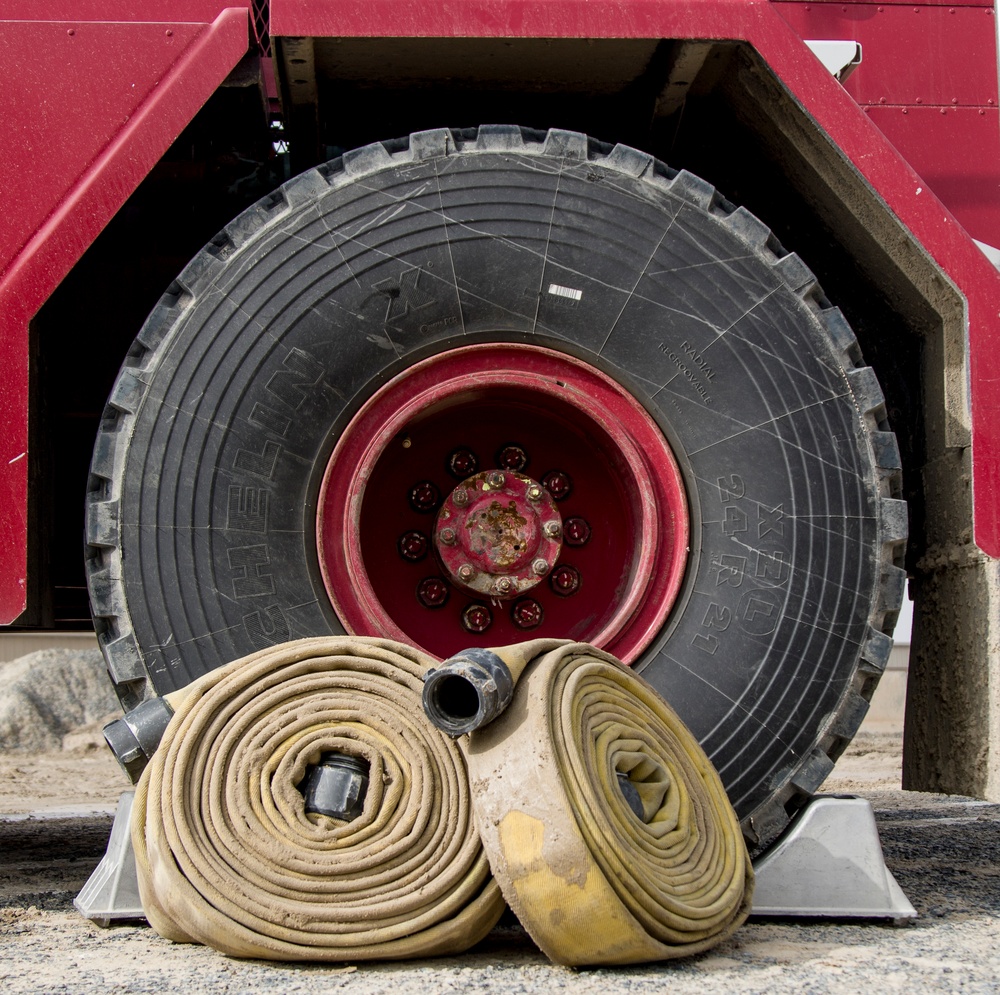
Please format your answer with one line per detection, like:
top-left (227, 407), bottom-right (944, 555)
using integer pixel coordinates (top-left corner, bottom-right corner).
top-left (905, 552), bottom-right (1000, 800)
top-left (903, 357), bottom-right (1000, 800)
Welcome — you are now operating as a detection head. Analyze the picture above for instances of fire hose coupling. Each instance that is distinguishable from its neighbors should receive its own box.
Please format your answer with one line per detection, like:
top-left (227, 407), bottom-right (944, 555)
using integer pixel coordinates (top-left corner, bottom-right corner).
top-left (301, 753), bottom-right (370, 821)
top-left (103, 696), bottom-right (175, 784)
top-left (422, 648), bottom-right (515, 737)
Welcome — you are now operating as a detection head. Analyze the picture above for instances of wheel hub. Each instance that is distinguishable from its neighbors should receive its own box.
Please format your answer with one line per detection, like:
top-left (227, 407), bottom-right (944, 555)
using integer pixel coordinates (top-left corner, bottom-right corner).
top-left (436, 470), bottom-right (563, 599)
top-left (317, 343), bottom-right (689, 663)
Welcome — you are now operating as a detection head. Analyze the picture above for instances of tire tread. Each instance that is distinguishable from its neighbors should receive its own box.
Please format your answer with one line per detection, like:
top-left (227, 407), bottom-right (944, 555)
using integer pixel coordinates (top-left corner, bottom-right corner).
top-left (85, 126), bottom-right (907, 844)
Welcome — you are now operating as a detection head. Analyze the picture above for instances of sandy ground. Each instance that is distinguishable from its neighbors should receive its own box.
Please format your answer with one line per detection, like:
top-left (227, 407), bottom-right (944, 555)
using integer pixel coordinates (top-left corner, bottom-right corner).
top-left (2, 727), bottom-right (999, 993)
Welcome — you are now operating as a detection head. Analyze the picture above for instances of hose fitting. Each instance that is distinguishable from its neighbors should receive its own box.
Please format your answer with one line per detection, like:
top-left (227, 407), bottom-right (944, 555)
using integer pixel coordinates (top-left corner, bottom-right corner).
top-left (422, 648), bottom-right (514, 736)
top-left (301, 753), bottom-right (370, 821)
top-left (103, 697), bottom-right (175, 783)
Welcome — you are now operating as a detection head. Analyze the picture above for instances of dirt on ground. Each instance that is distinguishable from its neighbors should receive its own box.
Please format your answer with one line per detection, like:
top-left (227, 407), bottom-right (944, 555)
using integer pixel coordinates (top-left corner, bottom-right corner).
top-left (0, 655), bottom-right (998, 994)
top-left (2, 728), bottom-right (999, 993)
top-left (0, 719), bottom-right (125, 818)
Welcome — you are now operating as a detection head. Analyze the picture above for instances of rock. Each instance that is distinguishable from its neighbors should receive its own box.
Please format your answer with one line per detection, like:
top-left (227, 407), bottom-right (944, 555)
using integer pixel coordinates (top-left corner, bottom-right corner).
top-left (0, 650), bottom-right (119, 751)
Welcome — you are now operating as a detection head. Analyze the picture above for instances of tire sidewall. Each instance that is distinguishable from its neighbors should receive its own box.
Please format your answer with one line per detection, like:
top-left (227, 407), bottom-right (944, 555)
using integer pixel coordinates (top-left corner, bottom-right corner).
top-left (115, 141), bottom-right (881, 823)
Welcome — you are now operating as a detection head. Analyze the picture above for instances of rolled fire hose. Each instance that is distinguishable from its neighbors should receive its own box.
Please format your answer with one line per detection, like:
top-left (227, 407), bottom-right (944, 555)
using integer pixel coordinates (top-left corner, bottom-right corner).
top-left (130, 637), bottom-right (504, 961)
top-left (132, 636), bottom-right (750, 965)
top-left (424, 639), bottom-right (754, 966)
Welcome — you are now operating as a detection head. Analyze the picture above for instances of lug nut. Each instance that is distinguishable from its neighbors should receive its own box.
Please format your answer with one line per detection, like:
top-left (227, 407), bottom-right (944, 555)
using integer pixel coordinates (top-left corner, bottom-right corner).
top-left (417, 577), bottom-right (450, 608)
top-left (511, 598), bottom-right (544, 630)
top-left (543, 520), bottom-right (561, 539)
top-left (487, 470), bottom-right (506, 489)
top-left (438, 526), bottom-right (457, 546)
top-left (409, 480), bottom-right (441, 513)
top-left (447, 447), bottom-right (479, 479)
top-left (496, 444), bottom-right (529, 472)
top-left (542, 470), bottom-right (573, 501)
top-left (398, 530), bottom-right (429, 561)
top-left (532, 558), bottom-right (550, 576)
top-left (564, 517), bottom-right (591, 546)
top-left (493, 577), bottom-right (515, 596)
top-left (526, 484), bottom-right (543, 501)
top-left (453, 488), bottom-right (469, 507)
top-left (550, 564), bottom-right (581, 597)
top-left (462, 603), bottom-right (493, 633)
top-left (458, 564), bottom-right (475, 583)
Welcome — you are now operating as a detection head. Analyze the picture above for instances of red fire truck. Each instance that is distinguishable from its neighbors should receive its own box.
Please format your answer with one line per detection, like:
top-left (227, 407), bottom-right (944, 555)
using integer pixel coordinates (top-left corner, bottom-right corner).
top-left (2, 0), bottom-right (999, 844)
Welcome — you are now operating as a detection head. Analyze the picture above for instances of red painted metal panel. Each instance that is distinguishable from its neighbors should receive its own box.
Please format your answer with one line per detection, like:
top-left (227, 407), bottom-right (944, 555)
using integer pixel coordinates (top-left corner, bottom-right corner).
top-left (0, 337), bottom-right (29, 625)
top-left (271, 0), bottom-right (743, 37)
top-left (2, 3), bottom-right (243, 19)
top-left (775, 3), bottom-right (1000, 238)
top-left (1, 22), bottom-right (211, 276)
top-left (779, 3), bottom-right (999, 107)
top-left (865, 106), bottom-right (1000, 243)
top-left (0, 9), bottom-right (250, 623)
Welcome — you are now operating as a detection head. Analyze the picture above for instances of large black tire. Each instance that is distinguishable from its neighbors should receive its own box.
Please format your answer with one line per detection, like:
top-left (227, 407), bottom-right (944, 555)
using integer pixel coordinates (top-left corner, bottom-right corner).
top-left (86, 126), bottom-right (905, 847)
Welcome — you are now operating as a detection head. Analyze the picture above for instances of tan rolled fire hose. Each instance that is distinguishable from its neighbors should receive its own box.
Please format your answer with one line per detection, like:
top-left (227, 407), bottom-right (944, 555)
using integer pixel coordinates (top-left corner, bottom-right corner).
top-left (463, 639), bottom-right (754, 965)
top-left (130, 637), bottom-right (504, 961)
top-left (132, 636), bottom-right (751, 964)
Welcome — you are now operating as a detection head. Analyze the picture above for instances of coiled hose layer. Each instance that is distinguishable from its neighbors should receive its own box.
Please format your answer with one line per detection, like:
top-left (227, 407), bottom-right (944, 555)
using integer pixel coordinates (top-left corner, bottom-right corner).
top-left (131, 637), bottom-right (504, 961)
top-left (461, 639), bottom-right (754, 965)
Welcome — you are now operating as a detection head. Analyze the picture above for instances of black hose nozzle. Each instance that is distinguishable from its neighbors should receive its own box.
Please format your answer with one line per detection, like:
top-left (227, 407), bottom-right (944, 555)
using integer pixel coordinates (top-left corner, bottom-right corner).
top-left (422, 648), bottom-right (514, 737)
top-left (302, 753), bottom-right (370, 820)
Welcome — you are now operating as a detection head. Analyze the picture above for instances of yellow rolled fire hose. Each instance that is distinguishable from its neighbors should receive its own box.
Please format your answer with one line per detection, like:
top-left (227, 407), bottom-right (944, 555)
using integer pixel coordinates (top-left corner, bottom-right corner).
top-left (130, 637), bottom-right (504, 961)
top-left (132, 636), bottom-right (751, 964)
top-left (427, 639), bottom-right (754, 965)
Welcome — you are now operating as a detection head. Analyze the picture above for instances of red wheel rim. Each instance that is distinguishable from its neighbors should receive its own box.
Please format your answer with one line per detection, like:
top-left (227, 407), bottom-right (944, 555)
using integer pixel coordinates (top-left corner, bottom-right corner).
top-left (317, 344), bottom-right (689, 663)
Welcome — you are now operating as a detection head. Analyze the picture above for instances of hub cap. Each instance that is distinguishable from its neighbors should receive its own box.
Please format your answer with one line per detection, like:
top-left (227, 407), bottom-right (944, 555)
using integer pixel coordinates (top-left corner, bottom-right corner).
top-left (436, 470), bottom-right (563, 599)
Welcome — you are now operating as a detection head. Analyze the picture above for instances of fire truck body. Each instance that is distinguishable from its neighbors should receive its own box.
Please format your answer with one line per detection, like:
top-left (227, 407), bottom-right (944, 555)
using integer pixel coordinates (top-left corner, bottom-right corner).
top-left (2, 0), bottom-right (999, 819)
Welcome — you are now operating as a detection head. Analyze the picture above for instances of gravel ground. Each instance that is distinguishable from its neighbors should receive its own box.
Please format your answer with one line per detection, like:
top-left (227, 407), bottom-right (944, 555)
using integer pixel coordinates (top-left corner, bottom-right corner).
top-left (2, 730), bottom-right (999, 994)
